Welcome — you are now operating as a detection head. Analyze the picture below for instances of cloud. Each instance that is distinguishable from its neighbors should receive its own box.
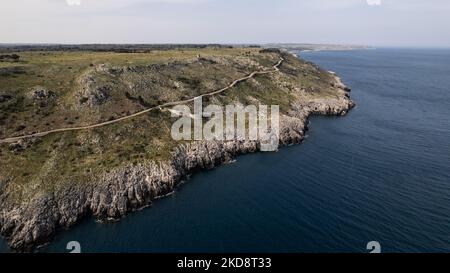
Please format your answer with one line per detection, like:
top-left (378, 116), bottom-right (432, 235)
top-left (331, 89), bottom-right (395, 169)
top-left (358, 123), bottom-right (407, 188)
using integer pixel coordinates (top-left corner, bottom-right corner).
top-left (366, 0), bottom-right (381, 6)
top-left (2, 0), bottom-right (450, 46)
top-left (66, 0), bottom-right (81, 6)
top-left (62, 0), bottom-right (206, 9)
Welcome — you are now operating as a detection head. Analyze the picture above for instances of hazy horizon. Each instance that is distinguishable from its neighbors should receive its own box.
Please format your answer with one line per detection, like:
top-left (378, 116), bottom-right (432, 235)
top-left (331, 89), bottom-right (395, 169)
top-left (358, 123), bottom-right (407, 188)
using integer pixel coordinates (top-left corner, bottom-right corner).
top-left (1, 0), bottom-right (450, 47)
top-left (2, 43), bottom-right (450, 50)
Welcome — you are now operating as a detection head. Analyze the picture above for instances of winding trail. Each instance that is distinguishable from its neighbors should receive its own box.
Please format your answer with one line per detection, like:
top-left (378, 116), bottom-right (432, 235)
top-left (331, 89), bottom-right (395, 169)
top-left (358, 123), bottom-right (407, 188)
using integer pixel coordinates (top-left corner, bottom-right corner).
top-left (0, 58), bottom-right (284, 144)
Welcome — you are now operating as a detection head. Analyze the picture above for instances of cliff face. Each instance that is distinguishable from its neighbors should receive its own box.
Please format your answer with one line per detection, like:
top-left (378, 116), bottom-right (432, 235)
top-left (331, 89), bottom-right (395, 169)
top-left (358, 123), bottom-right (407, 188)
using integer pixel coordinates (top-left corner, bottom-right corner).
top-left (0, 50), bottom-right (354, 251)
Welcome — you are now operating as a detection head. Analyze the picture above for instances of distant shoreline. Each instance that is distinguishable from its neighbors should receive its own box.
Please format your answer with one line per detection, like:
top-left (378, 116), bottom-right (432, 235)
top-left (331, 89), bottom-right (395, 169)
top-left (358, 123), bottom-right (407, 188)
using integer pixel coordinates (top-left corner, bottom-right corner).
top-left (0, 43), bottom-right (371, 54)
top-left (264, 43), bottom-right (370, 52)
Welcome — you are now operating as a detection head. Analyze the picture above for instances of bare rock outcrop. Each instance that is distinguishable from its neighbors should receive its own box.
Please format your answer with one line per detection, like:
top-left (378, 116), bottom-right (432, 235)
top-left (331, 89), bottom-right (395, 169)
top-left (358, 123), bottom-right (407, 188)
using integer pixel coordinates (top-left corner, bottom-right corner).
top-left (27, 87), bottom-right (56, 101)
top-left (76, 70), bottom-right (112, 107)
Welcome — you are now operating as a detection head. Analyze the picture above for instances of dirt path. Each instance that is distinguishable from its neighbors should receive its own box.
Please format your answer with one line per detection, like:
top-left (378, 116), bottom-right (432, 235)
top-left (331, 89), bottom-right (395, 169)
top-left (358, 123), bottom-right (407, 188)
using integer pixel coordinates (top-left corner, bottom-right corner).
top-left (0, 58), bottom-right (284, 144)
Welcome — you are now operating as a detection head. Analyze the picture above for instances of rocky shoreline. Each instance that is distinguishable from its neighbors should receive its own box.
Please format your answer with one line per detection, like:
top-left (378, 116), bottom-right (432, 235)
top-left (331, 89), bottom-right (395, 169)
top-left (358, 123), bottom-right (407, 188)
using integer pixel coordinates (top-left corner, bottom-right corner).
top-left (0, 66), bottom-right (354, 252)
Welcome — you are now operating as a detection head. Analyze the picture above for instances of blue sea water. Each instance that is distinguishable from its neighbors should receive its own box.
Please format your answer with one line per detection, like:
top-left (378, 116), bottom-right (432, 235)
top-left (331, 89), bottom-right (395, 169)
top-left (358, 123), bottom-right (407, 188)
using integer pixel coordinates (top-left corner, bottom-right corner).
top-left (1, 49), bottom-right (450, 253)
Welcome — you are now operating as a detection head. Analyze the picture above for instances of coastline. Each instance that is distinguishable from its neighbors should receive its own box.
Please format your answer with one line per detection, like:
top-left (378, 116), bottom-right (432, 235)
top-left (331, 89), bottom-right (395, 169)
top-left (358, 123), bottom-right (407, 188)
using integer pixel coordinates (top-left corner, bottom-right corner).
top-left (0, 54), bottom-right (354, 252)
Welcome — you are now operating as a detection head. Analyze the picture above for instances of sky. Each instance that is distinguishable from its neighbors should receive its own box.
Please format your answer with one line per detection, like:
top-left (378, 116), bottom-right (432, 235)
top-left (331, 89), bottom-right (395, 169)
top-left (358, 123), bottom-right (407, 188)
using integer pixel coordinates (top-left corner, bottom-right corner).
top-left (1, 0), bottom-right (450, 47)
